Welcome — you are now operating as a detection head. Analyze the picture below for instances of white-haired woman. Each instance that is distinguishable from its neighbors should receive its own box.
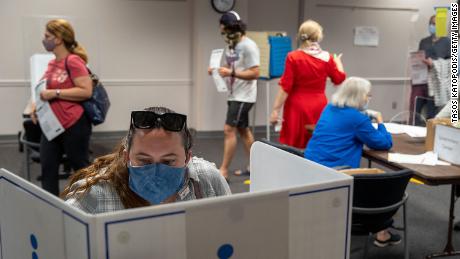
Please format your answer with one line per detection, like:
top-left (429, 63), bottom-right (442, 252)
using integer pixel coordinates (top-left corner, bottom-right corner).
top-left (305, 77), bottom-right (398, 247)
top-left (270, 20), bottom-right (346, 149)
top-left (304, 77), bottom-right (392, 168)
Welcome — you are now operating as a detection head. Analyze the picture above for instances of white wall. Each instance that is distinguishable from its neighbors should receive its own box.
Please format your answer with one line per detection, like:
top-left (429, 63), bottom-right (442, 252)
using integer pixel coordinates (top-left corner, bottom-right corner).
top-left (0, 0), bottom-right (192, 135)
top-left (0, 0), bottom-right (453, 135)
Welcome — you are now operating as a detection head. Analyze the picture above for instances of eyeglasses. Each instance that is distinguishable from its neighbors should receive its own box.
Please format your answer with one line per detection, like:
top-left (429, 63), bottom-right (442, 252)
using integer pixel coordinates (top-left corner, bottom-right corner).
top-left (131, 111), bottom-right (187, 132)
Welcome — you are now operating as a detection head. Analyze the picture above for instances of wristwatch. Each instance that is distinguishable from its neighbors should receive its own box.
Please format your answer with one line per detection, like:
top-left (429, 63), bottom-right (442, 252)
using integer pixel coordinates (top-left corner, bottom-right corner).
top-left (56, 89), bottom-right (61, 98)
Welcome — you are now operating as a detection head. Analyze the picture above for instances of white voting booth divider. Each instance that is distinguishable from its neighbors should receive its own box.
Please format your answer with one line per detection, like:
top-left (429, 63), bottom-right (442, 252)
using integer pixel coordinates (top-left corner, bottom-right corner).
top-left (0, 141), bottom-right (352, 259)
top-left (251, 142), bottom-right (353, 259)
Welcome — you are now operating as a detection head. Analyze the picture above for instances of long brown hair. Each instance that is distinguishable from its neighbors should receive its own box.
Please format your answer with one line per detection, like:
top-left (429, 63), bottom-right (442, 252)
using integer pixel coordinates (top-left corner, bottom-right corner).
top-left (46, 19), bottom-right (89, 63)
top-left (60, 107), bottom-right (193, 209)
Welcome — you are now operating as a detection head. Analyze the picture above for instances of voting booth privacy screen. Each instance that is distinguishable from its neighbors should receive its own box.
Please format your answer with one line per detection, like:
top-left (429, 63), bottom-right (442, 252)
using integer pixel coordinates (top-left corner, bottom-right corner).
top-left (0, 142), bottom-right (352, 259)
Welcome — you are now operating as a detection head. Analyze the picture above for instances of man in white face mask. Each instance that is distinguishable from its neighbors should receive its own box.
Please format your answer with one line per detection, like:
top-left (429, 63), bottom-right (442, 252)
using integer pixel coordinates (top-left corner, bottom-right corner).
top-left (410, 15), bottom-right (451, 125)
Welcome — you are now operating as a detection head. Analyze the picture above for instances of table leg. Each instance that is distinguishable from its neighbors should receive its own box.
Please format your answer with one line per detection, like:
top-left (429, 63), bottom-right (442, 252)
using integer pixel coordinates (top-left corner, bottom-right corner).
top-left (426, 184), bottom-right (460, 258)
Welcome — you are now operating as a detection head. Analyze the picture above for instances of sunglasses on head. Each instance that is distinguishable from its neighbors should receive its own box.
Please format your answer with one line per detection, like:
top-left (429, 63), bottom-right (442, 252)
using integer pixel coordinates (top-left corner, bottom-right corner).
top-left (131, 111), bottom-right (187, 132)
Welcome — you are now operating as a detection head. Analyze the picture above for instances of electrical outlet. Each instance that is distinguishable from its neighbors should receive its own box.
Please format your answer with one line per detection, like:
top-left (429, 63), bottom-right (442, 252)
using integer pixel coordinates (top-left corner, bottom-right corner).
top-left (392, 102), bottom-right (397, 109)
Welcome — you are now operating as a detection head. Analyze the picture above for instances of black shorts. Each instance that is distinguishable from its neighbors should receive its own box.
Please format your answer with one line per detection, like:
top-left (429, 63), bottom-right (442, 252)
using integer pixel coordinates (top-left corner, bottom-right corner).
top-left (225, 101), bottom-right (254, 128)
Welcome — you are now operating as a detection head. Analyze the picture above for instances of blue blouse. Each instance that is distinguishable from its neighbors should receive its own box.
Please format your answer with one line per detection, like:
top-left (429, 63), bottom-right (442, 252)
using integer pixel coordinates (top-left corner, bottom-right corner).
top-left (304, 104), bottom-right (392, 168)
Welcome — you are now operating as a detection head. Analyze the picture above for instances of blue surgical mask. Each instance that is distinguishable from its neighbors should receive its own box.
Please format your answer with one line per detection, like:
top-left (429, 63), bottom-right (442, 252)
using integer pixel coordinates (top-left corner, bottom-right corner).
top-left (128, 162), bottom-right (186, 205)
top-left (429, 24), bottom-right (436, 35)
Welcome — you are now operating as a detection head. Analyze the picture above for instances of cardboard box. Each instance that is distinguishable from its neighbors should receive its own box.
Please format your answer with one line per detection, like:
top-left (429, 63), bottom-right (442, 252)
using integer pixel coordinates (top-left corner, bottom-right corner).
top-left (434, 124), bottom-right (460, 165)
top-left (425, 118), bottom-right (452, 151)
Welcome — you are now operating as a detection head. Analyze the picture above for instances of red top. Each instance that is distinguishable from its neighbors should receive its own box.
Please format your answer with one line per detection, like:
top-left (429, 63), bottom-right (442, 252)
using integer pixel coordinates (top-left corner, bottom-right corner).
top-left (278, 50), bottom-right (346, 149)
top-left (44, 54), bottom-right (89, 129)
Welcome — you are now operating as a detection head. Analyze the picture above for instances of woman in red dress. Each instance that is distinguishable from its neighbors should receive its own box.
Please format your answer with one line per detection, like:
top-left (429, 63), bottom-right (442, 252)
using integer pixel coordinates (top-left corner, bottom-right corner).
top-left (270, 20), bottom-right (346, 149)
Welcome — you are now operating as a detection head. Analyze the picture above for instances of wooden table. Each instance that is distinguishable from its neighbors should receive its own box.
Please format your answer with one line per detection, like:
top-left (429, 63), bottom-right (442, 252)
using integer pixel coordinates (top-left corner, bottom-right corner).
top-left (363, 134), bottom-right (460, 258)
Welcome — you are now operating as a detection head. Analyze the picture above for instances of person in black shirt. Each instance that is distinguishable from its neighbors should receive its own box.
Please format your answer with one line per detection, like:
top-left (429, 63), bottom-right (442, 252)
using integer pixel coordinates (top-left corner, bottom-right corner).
top-left (410, 15), bottom-right (450, 125)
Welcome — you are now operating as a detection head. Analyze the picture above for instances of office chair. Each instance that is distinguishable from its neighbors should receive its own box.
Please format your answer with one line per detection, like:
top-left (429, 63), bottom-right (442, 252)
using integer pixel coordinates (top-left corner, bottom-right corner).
top-left (18, 118), bottom-right (71, 181)
top-left (349, 169), bottom-right (413, 259)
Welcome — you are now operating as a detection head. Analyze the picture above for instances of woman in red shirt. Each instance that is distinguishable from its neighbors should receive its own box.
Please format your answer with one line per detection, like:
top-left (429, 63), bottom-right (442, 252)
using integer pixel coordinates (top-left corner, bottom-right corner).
top-left (33, 19), bottom-right (93, 195)
top-left (270, 20), bottom-right (346, 149)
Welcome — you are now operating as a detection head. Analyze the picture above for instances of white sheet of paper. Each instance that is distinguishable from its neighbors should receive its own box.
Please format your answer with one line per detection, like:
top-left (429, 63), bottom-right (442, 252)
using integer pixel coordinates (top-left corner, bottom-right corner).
top-left (209, 49), bottom-right (223, 69)
top-left (372, 123), bottom-right (427, 138)
top-left (211, 69), bottom-right (228, 92)
top-left (209, 49), bottom-right (228, 92)
top-left (388, 151), bottom-right (450, 166)
top-left (409, 51), bottom-right (428, 85)
top-left (34, 80), bottom-right (65, 141)
top-left (354, 26), bottom-right (379, 46)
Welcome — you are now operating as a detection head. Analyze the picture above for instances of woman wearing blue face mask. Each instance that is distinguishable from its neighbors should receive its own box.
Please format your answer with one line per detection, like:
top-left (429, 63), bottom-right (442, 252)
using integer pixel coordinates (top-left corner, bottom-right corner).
top-left (61, 106), bottom-right (231, 213)
top-left (304, 77), bottom-right (392, 169)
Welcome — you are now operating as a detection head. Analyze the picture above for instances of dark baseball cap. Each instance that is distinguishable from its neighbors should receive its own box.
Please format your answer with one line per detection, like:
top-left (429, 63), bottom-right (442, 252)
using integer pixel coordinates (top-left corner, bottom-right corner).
top-left (219, 11), bottom-right (241, 26)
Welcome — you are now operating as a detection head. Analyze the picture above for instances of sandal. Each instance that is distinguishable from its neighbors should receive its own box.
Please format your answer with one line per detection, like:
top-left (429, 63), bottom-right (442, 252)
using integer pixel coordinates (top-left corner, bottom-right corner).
top-left (234, 169), bottom-right (250, 176)
top-left (373, 232), bottom-right (401, 247)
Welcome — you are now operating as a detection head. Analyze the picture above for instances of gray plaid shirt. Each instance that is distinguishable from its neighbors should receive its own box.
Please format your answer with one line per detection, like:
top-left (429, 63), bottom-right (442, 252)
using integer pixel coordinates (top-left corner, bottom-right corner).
top-left (65, 157), bottom-right (231, 214)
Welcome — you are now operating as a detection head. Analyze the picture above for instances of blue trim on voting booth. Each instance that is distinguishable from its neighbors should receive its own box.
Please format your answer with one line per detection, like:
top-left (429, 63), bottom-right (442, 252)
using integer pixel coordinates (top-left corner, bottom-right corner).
top-left (289, 185), bottom-right (351, 259)
top-left (0, 176), bottom-right (91, 259)
top-left (104, 210), bottom-right (186, 259)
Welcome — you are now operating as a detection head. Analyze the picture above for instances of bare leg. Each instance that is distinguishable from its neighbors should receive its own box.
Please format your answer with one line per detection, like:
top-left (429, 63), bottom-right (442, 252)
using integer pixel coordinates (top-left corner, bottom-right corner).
top-left (220, 124), bottom-right (237, 179)
top-left (238, 127), bottom-right (255, 170)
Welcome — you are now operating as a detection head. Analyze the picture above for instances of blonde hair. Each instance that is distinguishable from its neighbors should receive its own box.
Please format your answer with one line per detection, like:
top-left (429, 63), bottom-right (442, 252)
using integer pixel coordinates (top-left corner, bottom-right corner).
top-left (298, 20), bottom-right (323, 48)
top-left (331, 77), bottom-right (371, 109)
top-left (46, 19), bottom-right (88, 63)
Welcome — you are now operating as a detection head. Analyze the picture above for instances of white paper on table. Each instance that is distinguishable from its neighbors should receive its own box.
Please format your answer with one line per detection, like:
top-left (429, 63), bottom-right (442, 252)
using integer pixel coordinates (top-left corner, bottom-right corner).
top-left (209, 49), bottom-right (228, 92)
top-left (409, 51), bottom-right (428, 85)
top-left (372, 123), bottom-right (427, 138)
top-left (34, 80), bottom-right (65, 141)
top-left (388, 151), bottom-right (450, 166)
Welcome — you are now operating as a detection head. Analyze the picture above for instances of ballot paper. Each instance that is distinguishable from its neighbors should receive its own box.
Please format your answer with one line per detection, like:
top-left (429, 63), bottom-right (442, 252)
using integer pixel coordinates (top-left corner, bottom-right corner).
top-left (34, 80), bottom-right (64, 141)
top-left (409, 51), bottom-right (428, 85)
top-left (372, 123), bottom-right (427, 138)
top-left (388, 151), bottom-right (450, 166)
top-left (209, 49), bottom-right (227, 92)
